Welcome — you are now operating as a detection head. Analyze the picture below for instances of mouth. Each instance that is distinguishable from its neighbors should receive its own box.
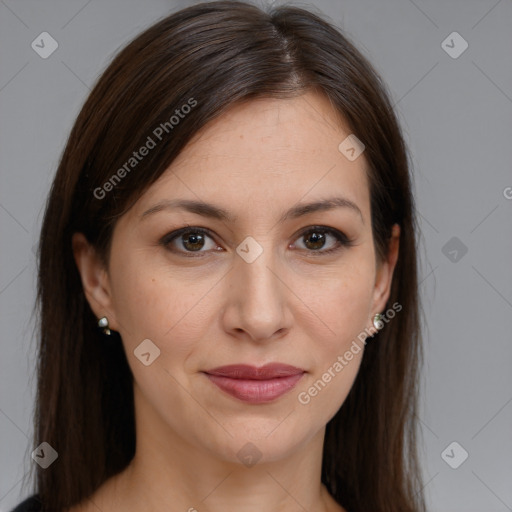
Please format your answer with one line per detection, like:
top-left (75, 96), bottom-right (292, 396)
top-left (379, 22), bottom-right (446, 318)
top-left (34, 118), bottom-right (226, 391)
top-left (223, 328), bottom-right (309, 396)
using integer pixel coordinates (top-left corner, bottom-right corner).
top-left (202, 363), bottom-right (306, 404)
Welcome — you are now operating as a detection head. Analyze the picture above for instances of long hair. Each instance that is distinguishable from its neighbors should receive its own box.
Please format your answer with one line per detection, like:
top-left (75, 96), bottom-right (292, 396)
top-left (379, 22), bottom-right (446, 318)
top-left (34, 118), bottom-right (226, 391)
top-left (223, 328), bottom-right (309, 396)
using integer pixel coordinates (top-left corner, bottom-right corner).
top-left (28, 2), bottom-right (425, 510)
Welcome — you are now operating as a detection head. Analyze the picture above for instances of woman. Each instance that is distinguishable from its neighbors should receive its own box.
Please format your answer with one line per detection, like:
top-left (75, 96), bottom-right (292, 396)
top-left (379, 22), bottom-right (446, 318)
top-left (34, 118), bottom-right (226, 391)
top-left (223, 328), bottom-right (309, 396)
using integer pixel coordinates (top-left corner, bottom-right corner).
top-left (12, 1), bottom-right (424, 511)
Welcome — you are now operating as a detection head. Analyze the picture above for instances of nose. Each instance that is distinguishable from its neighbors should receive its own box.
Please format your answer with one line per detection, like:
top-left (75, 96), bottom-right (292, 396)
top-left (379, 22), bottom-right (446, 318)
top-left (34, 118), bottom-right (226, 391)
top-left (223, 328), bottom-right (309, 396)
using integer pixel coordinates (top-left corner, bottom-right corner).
top-left (222, 242), bottom-right (292, 343)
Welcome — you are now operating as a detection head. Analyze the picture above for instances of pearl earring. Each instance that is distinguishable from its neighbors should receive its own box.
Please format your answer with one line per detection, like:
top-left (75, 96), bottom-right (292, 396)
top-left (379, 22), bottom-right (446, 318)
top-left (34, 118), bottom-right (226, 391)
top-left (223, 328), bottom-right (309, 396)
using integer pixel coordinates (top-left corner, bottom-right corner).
top-left (98, 316), bottom-right (111, 335)
top-left (373, 313), bottom-right (384, 330)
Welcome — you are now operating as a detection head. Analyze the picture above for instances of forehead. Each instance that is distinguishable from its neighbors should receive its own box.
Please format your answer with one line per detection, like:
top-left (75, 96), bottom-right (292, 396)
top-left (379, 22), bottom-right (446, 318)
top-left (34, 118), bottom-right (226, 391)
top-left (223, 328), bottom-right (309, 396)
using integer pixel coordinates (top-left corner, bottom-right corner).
top-left (130, 91), bottom-right (371, 224)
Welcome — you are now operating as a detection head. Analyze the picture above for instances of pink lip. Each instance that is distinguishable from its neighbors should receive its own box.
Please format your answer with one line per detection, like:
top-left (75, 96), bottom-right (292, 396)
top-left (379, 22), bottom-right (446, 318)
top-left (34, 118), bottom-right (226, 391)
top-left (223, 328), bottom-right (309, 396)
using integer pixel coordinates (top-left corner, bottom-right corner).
top-left (203, 364), bottom-right (305, 404)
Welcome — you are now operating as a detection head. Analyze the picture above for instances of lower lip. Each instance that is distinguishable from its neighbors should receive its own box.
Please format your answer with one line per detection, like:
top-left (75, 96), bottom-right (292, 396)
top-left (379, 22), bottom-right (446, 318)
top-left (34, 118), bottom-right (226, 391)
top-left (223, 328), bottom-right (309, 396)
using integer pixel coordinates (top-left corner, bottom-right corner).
top-left (204, 373), bottom-right (304, 404)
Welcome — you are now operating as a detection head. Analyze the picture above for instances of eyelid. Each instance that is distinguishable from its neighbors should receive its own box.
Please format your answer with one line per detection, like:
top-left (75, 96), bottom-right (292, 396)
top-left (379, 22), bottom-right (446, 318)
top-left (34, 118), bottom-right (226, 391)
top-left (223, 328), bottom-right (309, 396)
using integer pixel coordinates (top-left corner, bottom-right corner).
top-left (159, 225), bottom-right (354, 257)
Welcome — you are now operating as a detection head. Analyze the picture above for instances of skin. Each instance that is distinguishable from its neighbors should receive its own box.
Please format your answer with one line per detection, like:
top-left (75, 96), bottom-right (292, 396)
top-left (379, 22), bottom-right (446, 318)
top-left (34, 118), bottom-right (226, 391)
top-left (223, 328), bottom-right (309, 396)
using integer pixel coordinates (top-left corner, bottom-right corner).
top-left (71, 90), bottom-right (400, 512)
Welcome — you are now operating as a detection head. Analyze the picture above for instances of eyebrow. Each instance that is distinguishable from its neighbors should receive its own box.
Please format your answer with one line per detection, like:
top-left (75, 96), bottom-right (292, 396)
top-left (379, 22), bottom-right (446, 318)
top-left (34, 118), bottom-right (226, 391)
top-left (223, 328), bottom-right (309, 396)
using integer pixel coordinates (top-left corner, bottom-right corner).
top-left (140, 196), bottom-right (364, 224)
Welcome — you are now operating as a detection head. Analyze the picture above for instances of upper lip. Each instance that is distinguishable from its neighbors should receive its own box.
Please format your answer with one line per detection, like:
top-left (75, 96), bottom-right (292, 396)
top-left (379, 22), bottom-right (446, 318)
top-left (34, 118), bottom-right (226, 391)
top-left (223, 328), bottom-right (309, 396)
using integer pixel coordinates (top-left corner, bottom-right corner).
top-left (204, 363), bottom-right (305, 380)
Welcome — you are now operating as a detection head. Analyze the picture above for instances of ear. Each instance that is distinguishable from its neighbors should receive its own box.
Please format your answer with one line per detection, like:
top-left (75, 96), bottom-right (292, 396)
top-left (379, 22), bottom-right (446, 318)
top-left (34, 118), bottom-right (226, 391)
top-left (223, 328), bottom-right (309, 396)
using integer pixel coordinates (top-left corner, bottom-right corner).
top-left (370, 223), bottom-right (400, 317)
top-left (71, 232), bottom-right (119, 331)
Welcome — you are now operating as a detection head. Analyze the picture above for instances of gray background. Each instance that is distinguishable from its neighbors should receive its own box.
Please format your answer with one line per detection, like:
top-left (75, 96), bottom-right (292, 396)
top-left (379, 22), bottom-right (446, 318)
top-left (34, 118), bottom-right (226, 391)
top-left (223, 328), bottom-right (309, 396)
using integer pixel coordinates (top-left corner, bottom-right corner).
top-left (1, 0), bottom-right (511, 510)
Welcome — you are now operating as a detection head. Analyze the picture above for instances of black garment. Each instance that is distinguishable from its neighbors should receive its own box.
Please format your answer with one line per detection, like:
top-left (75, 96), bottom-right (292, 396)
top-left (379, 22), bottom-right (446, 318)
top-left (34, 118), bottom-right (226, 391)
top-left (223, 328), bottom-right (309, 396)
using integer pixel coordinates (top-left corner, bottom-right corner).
top-left (10, 495), bottom-right (42, 512)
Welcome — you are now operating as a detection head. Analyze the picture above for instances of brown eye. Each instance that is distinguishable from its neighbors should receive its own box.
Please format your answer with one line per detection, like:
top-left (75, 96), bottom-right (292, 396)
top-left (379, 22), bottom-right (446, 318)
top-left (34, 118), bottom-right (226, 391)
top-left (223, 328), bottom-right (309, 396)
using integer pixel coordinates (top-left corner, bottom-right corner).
top-left (181, 231), bottom-right (206, 251)
top-left (293, 226), bottom-right (352, 255)
top-left (161, 227), bottom-right (219, 256)
top-left (303, 230), bottom-right (327, 250)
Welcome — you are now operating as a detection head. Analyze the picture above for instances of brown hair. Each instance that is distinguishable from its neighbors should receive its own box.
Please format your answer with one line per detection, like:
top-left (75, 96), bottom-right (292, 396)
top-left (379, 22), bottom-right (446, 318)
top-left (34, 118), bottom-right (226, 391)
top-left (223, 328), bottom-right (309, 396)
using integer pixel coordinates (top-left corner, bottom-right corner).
top-left (27, 1), bottom-right (425, 510)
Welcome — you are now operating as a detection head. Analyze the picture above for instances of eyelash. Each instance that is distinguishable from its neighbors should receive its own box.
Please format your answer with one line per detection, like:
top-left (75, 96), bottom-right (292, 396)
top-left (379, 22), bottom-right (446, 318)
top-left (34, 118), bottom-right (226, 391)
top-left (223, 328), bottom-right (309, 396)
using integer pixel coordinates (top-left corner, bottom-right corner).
top-left (159, 225), bottom-right (354, 258)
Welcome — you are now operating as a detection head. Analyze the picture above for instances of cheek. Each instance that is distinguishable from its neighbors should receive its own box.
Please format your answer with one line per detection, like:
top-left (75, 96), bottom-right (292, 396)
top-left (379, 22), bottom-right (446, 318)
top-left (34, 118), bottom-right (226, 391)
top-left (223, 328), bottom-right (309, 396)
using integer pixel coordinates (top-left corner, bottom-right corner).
top-left (107, 256), bottom-right (208, 416)
top-left (108, 252), bottom-right (215, 363)
top-left (295, 286), bottom-right (368, 425)
top-left (293, 258), bottom-right (374, 418)
top-left (302, 256), bottom-right (375, 342)
top-left (296, 349), bottom-right (363, 426)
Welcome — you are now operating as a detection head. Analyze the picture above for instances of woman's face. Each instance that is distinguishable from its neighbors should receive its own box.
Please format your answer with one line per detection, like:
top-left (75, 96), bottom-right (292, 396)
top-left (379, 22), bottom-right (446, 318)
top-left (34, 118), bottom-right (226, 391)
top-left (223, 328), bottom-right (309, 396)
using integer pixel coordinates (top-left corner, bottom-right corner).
top-left (74, 91), bottom-right (399, 466)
